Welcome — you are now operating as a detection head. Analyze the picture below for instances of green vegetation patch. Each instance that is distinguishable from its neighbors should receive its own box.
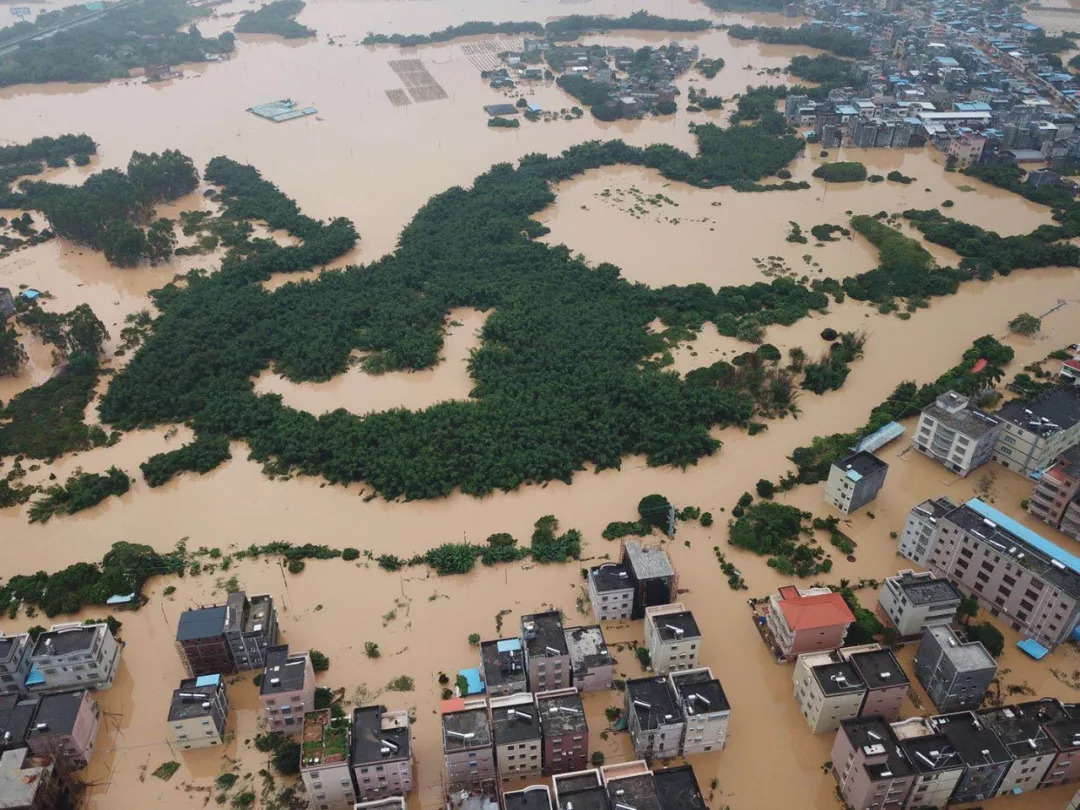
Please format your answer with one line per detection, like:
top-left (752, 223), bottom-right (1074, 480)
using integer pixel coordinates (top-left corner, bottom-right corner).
top-left (235, 0), bottom-right (314, 38)
top-left (728, 501), bottom-right (831, 577)
top-left (812, 162), bottom-right (867, 183)
top-left (727, 24), bottom-right (871, 58)
top-left (28, 466), bottom-right (130, 524)
top-left (152, 761), bottom-right (181, 781)
top-left (140, 434), bottom-right (232, 487)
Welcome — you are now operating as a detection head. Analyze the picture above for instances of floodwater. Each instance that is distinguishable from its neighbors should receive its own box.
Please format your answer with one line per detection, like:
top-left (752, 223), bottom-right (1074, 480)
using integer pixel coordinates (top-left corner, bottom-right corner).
top-left (1, 2), bottom-right (1080, 809)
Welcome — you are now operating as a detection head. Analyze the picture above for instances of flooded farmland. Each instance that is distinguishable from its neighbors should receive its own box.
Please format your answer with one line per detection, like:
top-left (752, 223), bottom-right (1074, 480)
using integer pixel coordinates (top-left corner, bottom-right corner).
top-left (2, 1), bottom-right (1080, 809)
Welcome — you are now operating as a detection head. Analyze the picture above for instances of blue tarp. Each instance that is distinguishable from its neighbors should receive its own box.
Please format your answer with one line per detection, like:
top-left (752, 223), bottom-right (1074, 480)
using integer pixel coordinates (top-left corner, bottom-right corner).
top-left (106, 592), bottom-right (135, 605)
top-left (1017, 638), bottom-right (1049, 660)
top-left (25, 665), bottom-right (44, 686)
top-left (195, 674), bottom-right (222, 687)
top-left (459, 667), bottom-right (484, 695)
top-left (967, 499), bottom-right (1080, 575)
top-left (496, 639), bottom-right (521, 653)
top-left (854, 422), bottom-right (904, 453)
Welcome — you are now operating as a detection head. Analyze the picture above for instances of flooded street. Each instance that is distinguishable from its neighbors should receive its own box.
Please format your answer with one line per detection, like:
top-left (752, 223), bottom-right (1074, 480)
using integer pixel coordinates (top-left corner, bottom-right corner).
top-left (2, 2), bottom-right (1080, 809)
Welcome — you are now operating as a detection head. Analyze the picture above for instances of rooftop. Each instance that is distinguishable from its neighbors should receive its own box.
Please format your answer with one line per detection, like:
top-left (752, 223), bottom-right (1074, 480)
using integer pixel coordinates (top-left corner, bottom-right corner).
top-left (537, 691), bottom-right (587, 737)
top-left (564, 626), bottom-right (615, 677)
top-left (926, 626), bottom-right (997, 672)
top-left (1030, 700), bottom-right (1080, 751)
top-left (31, 625), bottom-right (97, 658)
top-left (590, 562), bottom-right (635, 594)
top-left (441, 701), bottom-right (492, 751)
top-left (0, 695), bottom-right (37, 750)
top-left (978, 704), bottom-right (1058, 757)
top-left (931, 712), bottom-right (1012, 766)
top-left (996, 385), bottom-right (1080, 434)
top-left (847, 649), bottom-right (910, 690)
top-left (1044, 445), bottom-right (1080, 484)
top-left (909, 495), bottom-right (960, 524)
top-left (832, 450), bottom-right (888, 481)
top-left (28, 691), bottom-right (84, 737)
top-left (167, 676), bottom-right (222, 722)
top-left (480, 638), bottom-right (526, 690)
top-left (922, 391), bottom-right (1001, 438)
top-left (813, 661), bottom-right (865, 697)
top-left (0, 749), bottom-right (51, 809)
top-left (623, 541), bottom-right (675, 580)
top-left (351, 706), bottom-right (410, 766)
top-left (490, 697), bottom-right (542, 745)
top-left (606, 772), bottom-right (661, 810)
top-left (649, 610), bottom-right (700, 642)
top-left (176, 605), bottom-right (227, 642)
top-left (0, 635), bottom-right (27, 664)
top-left (555, 784), bottom-right (608, 810)
top-left (776, 589), bottom-right (855, 632)
top-left (503, 786), bottom-right (553, 810)
top-left (242, 594), bottom-right (273, 635)
top-left (653, 765), bottom-right (707, 810)
top-left (522, 612), bottom-right (568, 659)
top-left (553, 771), bottom-right (602, 796)
top-left (627, 677), bottom-right (681, 731)
top-left (900, 732), bottom-right (965, 774)
top-left (260, 646), bottom-right (308, 695)
top-left (671, 669), bottom-right (730, 714)
top-left (301, 709), bottom-right (349, 769)
top-left (889, 571), bottom-right (962, 606)
top-left (841, 716), bottom-right (913, 780)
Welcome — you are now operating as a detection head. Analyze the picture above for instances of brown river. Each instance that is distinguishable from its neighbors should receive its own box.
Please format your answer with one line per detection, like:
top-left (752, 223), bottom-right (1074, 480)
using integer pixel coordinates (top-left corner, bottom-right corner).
top-left (1, 2), bottom-right (1080, 808)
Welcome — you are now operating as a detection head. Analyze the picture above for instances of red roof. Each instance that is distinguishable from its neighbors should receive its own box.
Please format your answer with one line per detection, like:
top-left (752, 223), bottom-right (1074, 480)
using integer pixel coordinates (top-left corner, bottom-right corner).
top-left (778, 591), bottom-right (855, 631)
top-left (1064, 358), bottom-right (1080, 372)
top-left (970, 358), bottom-right (988, 373)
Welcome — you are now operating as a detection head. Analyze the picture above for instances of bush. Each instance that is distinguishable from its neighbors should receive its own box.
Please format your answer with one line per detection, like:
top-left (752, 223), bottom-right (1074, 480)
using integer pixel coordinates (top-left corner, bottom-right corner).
top-left (530, 515), bottom-right (581, 562)
top-left (468, 633), bottom-right (481, 646)
top-left (364, 641), bottom-right (380, 658)
top-left (635, 646), bottom-right (651, 668)
top-left (1008, 313), bottom-right (1041, 335)
top-left (755, 479), bottom-right (775, 499)
top-left (591, 751), bottom-right (606, 766)
top-left (309, 650), bottom-right (329, 672)
top-left (286, 559), bottom-right (305, 575)
top-left (820, 328), bottom-right (838, 341)
top-left (341, 547), bottom-right (360, 561)
top-left (700, 512), bottom-right (713, 527)
top-left (638, 494), bottom-right (673, 531)
top-left (812, 162), bottom-right (867, 183)
top-left (965, 622), bottom-right (1005, 657)
top-left (271, 739), bottom-right (301, 775)
top-left (215, 773), bottom-right (238, 790)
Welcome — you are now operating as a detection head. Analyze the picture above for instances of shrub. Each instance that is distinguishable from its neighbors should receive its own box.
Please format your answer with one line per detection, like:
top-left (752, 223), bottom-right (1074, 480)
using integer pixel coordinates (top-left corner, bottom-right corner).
top-left (591, 751), bottom-right (606, 766)
top-left (286, 559), bottom-right (304, 575)
top-left (1008, 313), bottom-right (1041, 335)
top-left (309, 650), bottom-right (329, 672)
top-left (755, 479), bottom-right (775, 499)
top-left (468, 633), bottom-right (481, 646)
top-left (386, 675), bottom-right (415, 692)
top-left (341, 547), bottom-right (360, 561)
top-left (965, 622), bottom-right (1005, 657)
top-left (271, 740), bottom-right (301, 775)
top-left (820, 328), bottom-right (838, 341)
top-left (364, 641), bottom-right (380, 659)
top-left (700, 512), bottom-right (713, 527)
top-left (638, 494), bottom-right (673, 531)
top-left (635, 646), bottom-right (651, 668)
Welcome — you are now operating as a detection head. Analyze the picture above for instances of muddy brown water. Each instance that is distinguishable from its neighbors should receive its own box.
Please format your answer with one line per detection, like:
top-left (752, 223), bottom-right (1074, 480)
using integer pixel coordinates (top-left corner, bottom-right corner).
top-left (2, 3), bottom-right (1080, 808)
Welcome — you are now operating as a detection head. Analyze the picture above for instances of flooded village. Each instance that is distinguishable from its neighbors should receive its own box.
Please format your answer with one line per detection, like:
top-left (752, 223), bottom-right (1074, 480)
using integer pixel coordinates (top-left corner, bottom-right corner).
top-left (3, 0), bottom-right (1080, 808)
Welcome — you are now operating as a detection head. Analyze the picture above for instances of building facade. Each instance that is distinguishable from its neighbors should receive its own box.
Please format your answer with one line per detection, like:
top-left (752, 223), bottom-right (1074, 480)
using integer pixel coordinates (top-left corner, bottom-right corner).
top-left (670, 668), bottom-right (729, 754)
top-left (0, 748), bottom-right (65, 810)
top-left (489, 692), bottom-right (542, 784)
top-left (441, 697), bottom-right (495, 790)
top-left (536, 688), bottom-right (587, 776)
top-left (521, 613), bottom-right (571, 693)
top-left (175, 606), bottom-right (233, 677)
top-left (300, 709), bottom-right (355, 810)
top-left (625, 677), bottom-right (683, 762)
top-left (166, 675), bottom-right (228, 751)
top-left (824, 450), bottom-right (888, 514)
top-left (622, 541), bottom-right (676, 619)
top-left (894, 719), bottom-right (965, 809)
top-left (992, 386), bottom-right (1080, 477)
top-left (223, 592), bottom-right (278, 671)
top-left (1028, 445), bottom-right (1080, 535)
top-left (350, 706), bottom-right (413, 802)
top-left (914, 625), bottom-right (997, 713)
top-left (898, 496), bottom-right (958, 567)
top-left (0, 635), bottom-right (32, 698)
top-left (793, 653), bottom-right (867, 734)
top-left (913, 391), bottom-right (1002, 476)
top-left (766, 586), bottom-right (855, 661)
top-left (831, 715), bottom-right (915, 810)
top-left (26, 691), bottom-right (100, 769)
top-left (877, 570), bottom-right (962, 637)
top-left (843, 646), bottom-right (909, 722)
top-left (977, 703), bottom-right (1058, 796)
top-left (930, 711), bottom-right (1011, 803)
top-left (259, 645), bottom-right (314, 733)
top-left (586, 563), bottom-right (634, 622)
top-left (563, 626), bottom-right (614, 693)
top-left (25, 624), bottom-right (120, 695)
top-left (643, 604), bottom-right (700, 674)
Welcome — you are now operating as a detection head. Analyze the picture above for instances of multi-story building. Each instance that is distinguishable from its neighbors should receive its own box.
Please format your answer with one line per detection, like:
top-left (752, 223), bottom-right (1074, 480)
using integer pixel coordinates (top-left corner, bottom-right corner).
top-left (877, 570), bottom-right (962, 637)
top-left (175, 605), bottom-right (234, 677)
top-left (625, 677), bottom-right (683, 763)
top-left (503, 785), bottom-right (553, 810)
top-left (1028, 444), bottom-right (1080, 534)
top-left (670, 667), bottom-right (729, 754)
top-left (586, 562), bottom-right (635, 622)
top-left (300, 709), bottom-right (354, 810)
top-left (25, 691), bottom-right (100, 769)
top-left (521, 613), bottom-right (571, 692)
top-left (1040, 700), bottom-right (1080, 788)
top-left (653, 764), bottom-right (707, 810)
top-left (929, 711), bottom-right (1011, 803)
top-left (977, 703), bottom-right (1058, 796)
top-left (898, 496), bottom-right (958, 567)
top-left (824, 450), bottom-right (888, 515)
top-left (1064, 498), bottom-right (1080, 543)
top-left (166, 674), bottom-right (228, 751)
top-left (259, 645), bottom-right (314, 733)
top-left (621, 541), bottom-right (676, 619)
top-left (350, 706), bottom-right (412, 802)
top-left (552, 768), bottom-right (607, 810)
top-left (765, 586), bottom-right (855, 661)
top-left (831, 715), bottom-right (915, 810)
top-left (25, 624), bottom-right (120, 695)
top-left (0, 695), bottom-right (37, 755)
top-left (914, 625), bottom-right (997, 713)
top-left (913, 391), bottom-right (1002, 476)
top-left (843, 646), bottom-right (909, 722)
top-left (441, 697), bottom-right (495, 789)
top-left (535, 688), bottom-right (587, 776)
top-left (601, 761), bottom-right (661, 809)
top-left (643, 604), bottom-right (700, 674)
top-left (479, 639), bottom-right (526, 698)
top-left (489, 692), bottom-right (542, 785)
top-left (223, 592), bottom-right (278, 671)
top-left (563, 626), bottom-right (614, 692)
top-left (892, 718), bottom-right (965, 809)
top-left (992, 385), bottom-right (1080, 477)
top-left (0, 747), bottom-right (66, 810)
top-left (0, 635), bottom-right (31, 698)
top-left (793, 653), bottom-right (867, 734)
top-left (920, 497), bottom-right (1080, 649)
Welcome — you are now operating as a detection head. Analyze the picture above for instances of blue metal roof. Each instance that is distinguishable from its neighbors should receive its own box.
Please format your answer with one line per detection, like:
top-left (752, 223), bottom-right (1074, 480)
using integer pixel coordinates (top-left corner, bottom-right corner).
top-left (25, 665), bottom-right (44, 686)
top-left (855, 422), bottom-right (904, 453)
top-left (195, 674), bottom-right (222, 687)
top-left (845, 469), bottom-right (863, 482)
top-left (966, 499), bottom-right (1080, 575)
top-left (1017, 638), bottom-right (1049, 659)
top-left (496, 639), bottom-right (521, 653)
top-left (459, 667), bottom-right (484, 695)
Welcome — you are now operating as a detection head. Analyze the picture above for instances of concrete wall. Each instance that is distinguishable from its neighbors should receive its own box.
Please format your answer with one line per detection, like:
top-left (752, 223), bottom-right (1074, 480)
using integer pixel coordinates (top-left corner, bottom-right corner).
top-left (354, 757), bottom-right (412, 800)
top-left (444, 744), bottom-right (496, 787)
top-left (994, 752), bottom-right (1054, 797)
top-left (495, 737), bottom-right (542, 783)
top-left (681, 709), bottom-right (729, 754)
top-left (792, 656), bottom-right (865, 734)
top-left (588, 579), bottom-right (633, 622)
top-left (302, 762), bottom-right (355, 810)
top-left (904, 769), bottom-right (961, 809)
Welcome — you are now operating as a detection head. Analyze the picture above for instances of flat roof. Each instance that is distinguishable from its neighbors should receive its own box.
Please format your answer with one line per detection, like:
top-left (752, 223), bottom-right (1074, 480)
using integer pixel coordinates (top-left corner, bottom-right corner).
top-left (0, 635), bottom-right (26, 664)
top-left (0, 695), bottom-right (37, 750)
top-left (996, 385), bottom-right (1080, 433)
top-left (260, 646), bottom-right (308, 695)
top-left (555, 785), bottom-right (608, 810)
top-left (167, 678), bottom-right (221, 722)
top-left (926, 626), bottom-right (997, 672)
top-left (481, 639), bottom-right (526, 690)
top-left (650, 610), bottom-right (700, 641)
top-left (605, 774), bottom-right (661, 810)
top-left (522, 612), bottom-right (568, 658)
top-left (28, 691), bottom-right (83, 737)
top-left (302, 709), bottom-right (348, 767)
top-left (589, 562), bottom-right (634, 594)
top-left (978, 704), bottom-right (1058, 757)
top-left (627, 677), bottom-right (681, 731)
top-left (442, 705), bottom-right (492, 750)
top-left (841, 716), bottom-right (913, 779)
top-left (813, 661), bottom-right (865, 696)
top-left (890, 572), bottom-right (962, 606)
top-left (848, 649), bottom-right (910, 690)
top-left (653, 765), bottom-right (706, 810)
top-left (176, 606), bottom-right (227, 642)
top-left (623, 541), bottom-right (675, 580)
top-left (932, 712), bottom-right (1012, 766)
top-left (504, 787), bottom-right (553, 810)
top-left (31, 626), bottom-right (96, 658)
top-left (901, 732), bottom-right (965, 774)
top-left (565, 626), bottom-right (614, 677)
top-left (833, 450), bottom-right (887, 479)
top-left (0, 749), bottom-right (51, 808)
top-left (491, 700), bottom-right (542, 745)
top-left (922, 392), bottom-right (1000, 438)
top-left (537, 691), bottom-right (587, 737)
top-left (351, 706), bottom-right (410, 766)
top-left (1044, 445), bottom-right (1080, 483)
top-left (671, 669), bottom-right (729, 714)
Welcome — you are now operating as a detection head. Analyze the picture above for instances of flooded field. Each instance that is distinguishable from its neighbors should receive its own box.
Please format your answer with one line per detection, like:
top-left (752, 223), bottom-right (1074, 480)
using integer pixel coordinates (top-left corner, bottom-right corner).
top-left (2, 1), bottom-right (1080, 809)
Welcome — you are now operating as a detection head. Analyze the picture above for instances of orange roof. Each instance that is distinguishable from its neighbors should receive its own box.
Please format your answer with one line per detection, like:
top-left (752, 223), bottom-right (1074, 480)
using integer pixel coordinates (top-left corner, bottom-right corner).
top-left (440, 698), bottom-right (466, 714)
top-left (778, 591), bottom-right (855, 631)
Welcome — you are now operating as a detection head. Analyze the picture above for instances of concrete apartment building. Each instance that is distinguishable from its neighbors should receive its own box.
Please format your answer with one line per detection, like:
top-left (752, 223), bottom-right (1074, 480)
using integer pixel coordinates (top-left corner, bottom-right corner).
top-left (223, 592), bottom-right (278, 671)
top-left (601, 761), bottom-right (662, 810)
top-left (653, 765), bottom-right (708, 810)
top-left (300, 709), bottom-right (355, 810)
top-left (913, 390), bottom-right (1002, 476)
top-left (929, 711), bottom-right (1011, 803)
top-left (441, 697), bottom-right (495, 789)
top-left (877, 570), bottom-right (961, 637)
top-left (892, 718), bottom-right (965, 809)
top-left (992, 385), bottom-right (1080, 477)
top-left (175, 605), bottom-right (233, 677)
top-left (503, 785), bottom-right (553, 810)
top-left (535, 688), bottom-right (587, 775)
top-left (831, 715), bottom-right (915, 810)
top-left (977, 703), bottom-right (1058, 796)
top-left (914, 625), bottom-right (997, 712)
top-left (552, 769), bottom-right (607, 810)
top-left (489, 692), bottom-right (542, 784)
top-left (621, 541), bottom-right (676, 619)
top-left (259, 645), bottom-right (314, 733)
top-left (166, 674), bottom-right (228, 751)
top-left (25, 691), bottom-right (100, 769)
top-left (586, 562), bottom-right (634, 622)
top-left (824, 450), bottom-right (888, 515)
top-left (0, 695), bottom-right (37, 755)
top-left (670, 667), bottom-right (730, 754)
top-left (766, 586), bottom-right (855, 661)
top-left (1040, 701), bottom-right (1080, 788)
top-left (1028, 444), bottom-right (1080, 537)
top-left (844, 647), bottom-right (909, 722)
top-left (521, 613), bottom-right (571, 692)
top-left (563, 626), bottom-right (614, 692)
top-left (898, 496), bottom-right (958, 567)
top-left (479, 638), bottom-right (526, 697)
top-left (0, 636), bottom-right (32, 698)
top-left (0, 748), bottom-right (66, 810)
top-left (643, 604), bottom-right (700, 674)
top-left (350, 706), bottom-right (413, 802)
top-left (793, 653), bottom-right (867, 734)
top-left (24, 624), bottom-right (120, 695)
top-left (625, 677), bottom-right (683, 763)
